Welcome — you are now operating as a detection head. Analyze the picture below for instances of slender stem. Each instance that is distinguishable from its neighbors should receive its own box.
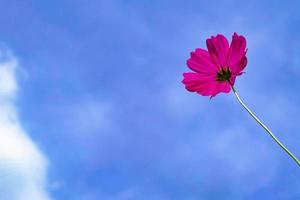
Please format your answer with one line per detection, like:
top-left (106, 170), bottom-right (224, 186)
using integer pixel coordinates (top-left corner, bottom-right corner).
top-left (229, 83), bottom-right (300, 166)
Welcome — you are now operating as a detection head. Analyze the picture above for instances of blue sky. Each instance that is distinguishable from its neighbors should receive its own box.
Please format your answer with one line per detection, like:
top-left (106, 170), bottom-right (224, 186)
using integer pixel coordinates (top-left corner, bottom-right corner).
top-left (0, 0), bottom-right (299, 199)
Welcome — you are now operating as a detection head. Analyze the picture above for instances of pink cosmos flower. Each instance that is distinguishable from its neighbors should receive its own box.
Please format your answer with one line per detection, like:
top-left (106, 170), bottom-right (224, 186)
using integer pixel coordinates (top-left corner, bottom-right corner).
top-left (181, 33), bottom-right (300, 166)
top-left (182, 33), bottom-right (247, 98)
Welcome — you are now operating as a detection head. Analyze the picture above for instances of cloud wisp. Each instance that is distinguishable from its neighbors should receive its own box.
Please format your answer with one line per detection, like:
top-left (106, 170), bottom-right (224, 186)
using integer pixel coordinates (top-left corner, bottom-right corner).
top-left (0, 50), bottom-right (52, 200)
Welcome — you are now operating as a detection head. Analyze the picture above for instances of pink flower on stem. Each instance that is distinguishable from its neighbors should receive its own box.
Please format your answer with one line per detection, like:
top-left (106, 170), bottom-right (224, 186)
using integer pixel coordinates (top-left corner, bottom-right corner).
top-left (182, 33), bottom-right (300, 166)
top-left (182, 33), bottom-right (247, 98)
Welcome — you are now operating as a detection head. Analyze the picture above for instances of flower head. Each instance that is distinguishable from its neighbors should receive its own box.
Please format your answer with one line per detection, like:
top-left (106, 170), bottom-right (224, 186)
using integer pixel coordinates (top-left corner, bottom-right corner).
top-left (182, 33), bottom-right (247, 98)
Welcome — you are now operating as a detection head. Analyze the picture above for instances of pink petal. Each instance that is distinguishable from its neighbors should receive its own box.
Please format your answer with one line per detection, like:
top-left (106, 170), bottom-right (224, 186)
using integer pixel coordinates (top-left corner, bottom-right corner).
top-left (198, 81), bottom-right (217, 96)
top-left (187, 48), bottom-right (217, 74)
top-left (182, 72), bottom-right (216, 96)
top-left (234, 55), bottom-right (247, 72)
top-left (227, 33), bottom-right (247, 73)
top-left (210, 82), bottom-right (231, 98)
top-left (229, 75), bottom-right (237, 86)
top-left (206, 34), bottom-right (229, 67)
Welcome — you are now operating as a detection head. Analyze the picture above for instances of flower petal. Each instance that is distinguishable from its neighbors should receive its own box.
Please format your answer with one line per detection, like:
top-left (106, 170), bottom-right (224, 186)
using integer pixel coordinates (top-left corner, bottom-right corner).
top-left (182, 72), bottom-right (216, 95)
top-left (206, 34), bottom-right (229, 67)
top-left (187, 48), bottom-right (217, 74)
top-left (229, 75), bottom-right (237, 86)
top-left (227, 33), bottom-right (247, 73)
top-left (210, 82), bottom-right (231, 98)
top-left (198, 81), bottom-right (217, 96)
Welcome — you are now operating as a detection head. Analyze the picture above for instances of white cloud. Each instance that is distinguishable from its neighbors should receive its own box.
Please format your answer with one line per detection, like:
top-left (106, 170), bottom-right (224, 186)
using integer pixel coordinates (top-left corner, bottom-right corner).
top-left (0, 50), bottom-right (52, 200)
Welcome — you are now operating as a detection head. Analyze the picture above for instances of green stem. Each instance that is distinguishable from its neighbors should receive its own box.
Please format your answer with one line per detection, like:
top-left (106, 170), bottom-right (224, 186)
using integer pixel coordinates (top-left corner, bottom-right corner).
top-left (230, 83), bottom-right (300, 166)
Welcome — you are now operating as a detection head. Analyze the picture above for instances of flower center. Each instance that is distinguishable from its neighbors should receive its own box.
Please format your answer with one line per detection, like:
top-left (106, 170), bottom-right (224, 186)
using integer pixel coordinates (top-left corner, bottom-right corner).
top-left (216, 67), bottom-right (231, 81)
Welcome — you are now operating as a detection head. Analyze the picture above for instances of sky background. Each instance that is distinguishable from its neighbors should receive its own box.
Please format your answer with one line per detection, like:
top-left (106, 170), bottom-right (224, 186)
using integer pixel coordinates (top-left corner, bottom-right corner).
top-left (0, 0), bottom-right (299, 199)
